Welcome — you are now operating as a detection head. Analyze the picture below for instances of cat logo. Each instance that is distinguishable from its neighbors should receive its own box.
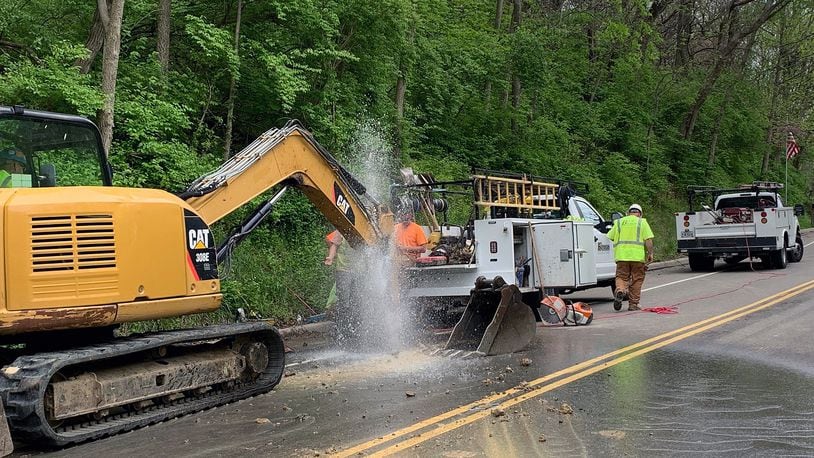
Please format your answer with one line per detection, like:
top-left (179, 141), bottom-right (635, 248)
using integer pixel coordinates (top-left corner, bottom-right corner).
top-left (336, 194), bottom-right (350, 215)
top-left (188, 228), bottom-right (211, 250)
top-left (333, 182), bottom-right (356, 224)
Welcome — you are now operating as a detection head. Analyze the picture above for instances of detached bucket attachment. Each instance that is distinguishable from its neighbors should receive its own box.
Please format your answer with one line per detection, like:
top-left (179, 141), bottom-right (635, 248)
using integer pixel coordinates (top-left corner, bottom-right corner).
top-left (0, 398), bottom-right (12, 457)
top-left (445, 276), bottom-right (536, 355)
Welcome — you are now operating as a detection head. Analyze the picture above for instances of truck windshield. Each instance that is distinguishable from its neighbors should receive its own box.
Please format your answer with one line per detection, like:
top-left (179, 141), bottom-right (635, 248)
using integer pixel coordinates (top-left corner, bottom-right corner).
top-left (0, 116), bottom-right (105, 188)
top-left (716, 195), bottom-right (776, 210)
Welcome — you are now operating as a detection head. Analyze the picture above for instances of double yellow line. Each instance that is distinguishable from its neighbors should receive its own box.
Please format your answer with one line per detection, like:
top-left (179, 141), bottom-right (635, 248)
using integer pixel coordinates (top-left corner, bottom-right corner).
top-left (337, 278), bottom-right (814, 457)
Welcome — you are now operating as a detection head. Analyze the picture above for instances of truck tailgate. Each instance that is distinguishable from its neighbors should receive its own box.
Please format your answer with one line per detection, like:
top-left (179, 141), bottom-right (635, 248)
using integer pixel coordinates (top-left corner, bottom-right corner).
top-left (695, 223), bottom-right (756, 238)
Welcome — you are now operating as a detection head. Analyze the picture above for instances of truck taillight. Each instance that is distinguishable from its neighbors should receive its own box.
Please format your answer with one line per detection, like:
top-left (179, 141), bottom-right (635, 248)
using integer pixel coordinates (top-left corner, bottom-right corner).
top-left (683, 222), bottom-right (690, 227)
top-left (761, 218), bottom-right (768, 224)
top-left (761, 211), bottom-right (767, 218)
top-left (683, 215), bottom-right (690, 221)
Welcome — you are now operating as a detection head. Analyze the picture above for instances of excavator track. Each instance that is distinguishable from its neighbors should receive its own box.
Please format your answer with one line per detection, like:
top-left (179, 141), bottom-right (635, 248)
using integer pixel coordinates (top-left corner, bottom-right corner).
top-left (0, 321), bottom-right (284, 447)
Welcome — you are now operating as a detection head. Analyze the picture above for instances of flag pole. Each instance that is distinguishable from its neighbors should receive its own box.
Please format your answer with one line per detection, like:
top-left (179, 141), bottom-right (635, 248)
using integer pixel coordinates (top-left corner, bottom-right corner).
top-left (785, 131), bottom-right (791, 203)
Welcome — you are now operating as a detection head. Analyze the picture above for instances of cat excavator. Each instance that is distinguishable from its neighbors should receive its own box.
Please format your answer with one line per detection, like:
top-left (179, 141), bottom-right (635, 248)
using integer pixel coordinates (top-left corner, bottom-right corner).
top-left (0, 106), bottom-right (389, 453)
top-left (0, 106), bottom-right (535, 454)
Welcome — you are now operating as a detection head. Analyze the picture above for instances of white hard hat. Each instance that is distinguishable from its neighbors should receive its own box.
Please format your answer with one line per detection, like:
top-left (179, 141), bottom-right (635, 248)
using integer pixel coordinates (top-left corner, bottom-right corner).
top-left (628, 204), bottom-right (642, 213)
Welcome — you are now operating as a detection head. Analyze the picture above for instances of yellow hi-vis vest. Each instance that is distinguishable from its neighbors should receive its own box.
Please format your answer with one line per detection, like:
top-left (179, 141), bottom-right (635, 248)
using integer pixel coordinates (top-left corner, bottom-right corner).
top-left (608, 215), bottom-right (654, 262)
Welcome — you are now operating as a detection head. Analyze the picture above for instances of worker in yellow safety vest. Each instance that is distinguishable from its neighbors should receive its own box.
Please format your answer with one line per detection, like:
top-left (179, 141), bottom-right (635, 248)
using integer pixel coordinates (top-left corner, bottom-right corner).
top-left (608, 203), bottom-right (654, 311)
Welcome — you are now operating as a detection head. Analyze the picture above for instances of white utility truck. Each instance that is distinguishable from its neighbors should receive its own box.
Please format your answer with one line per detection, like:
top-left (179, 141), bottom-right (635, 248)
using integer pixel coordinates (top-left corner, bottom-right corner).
top-left (395, 169), bottom-right (618, 323)
top-left (675, 182), bottom-right (804, 271)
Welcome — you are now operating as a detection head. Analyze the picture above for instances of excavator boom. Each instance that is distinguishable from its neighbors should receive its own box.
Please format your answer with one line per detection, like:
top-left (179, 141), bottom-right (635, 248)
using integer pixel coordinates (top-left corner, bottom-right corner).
top-left (183, 121), bottom-right (388, 249)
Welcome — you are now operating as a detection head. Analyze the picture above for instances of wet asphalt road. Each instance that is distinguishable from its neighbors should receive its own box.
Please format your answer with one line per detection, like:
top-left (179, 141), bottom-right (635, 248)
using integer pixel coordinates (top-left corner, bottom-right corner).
top-left (23, 234), bottom-right (814, 457)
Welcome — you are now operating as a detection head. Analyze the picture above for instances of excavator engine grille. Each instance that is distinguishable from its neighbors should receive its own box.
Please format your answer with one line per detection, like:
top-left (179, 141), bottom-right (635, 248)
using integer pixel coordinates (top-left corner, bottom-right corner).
top-left (31, 214), bottom-right (117, 272)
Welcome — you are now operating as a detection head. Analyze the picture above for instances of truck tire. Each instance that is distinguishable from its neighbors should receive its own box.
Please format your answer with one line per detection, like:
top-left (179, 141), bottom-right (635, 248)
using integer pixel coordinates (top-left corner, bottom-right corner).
top-left (770, 238), bottom-right (788, 269)
top-left (789, 233), bottom-right (804, 263)
top-left (688, 253), bottom-right (714, 272)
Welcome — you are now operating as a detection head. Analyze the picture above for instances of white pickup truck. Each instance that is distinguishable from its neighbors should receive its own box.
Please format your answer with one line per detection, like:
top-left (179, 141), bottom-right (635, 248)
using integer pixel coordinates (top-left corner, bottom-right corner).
top-left (675, 183), bottom-right (805, 271)
top-left (396, 170), bottom-right (618, 323)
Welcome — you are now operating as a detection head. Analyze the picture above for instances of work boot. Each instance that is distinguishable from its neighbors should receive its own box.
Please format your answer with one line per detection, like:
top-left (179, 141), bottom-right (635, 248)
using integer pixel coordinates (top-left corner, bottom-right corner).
top-left (628, 304), bottom-right (641, 311)
top-left (613, 290), bottom-right (625, 311)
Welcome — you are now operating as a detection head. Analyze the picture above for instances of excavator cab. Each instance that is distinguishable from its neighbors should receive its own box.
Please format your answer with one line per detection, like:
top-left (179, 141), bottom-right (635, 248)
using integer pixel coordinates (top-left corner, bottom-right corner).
top-left (0, 106), bottom-right (112, 188)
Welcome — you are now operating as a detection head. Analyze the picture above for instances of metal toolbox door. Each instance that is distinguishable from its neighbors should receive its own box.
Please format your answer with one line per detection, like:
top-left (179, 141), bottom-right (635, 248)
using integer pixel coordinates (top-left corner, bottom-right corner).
top-left (530, 221), bottom-right (577, 288)
top-left (574, 222), bottom-right (598, 286)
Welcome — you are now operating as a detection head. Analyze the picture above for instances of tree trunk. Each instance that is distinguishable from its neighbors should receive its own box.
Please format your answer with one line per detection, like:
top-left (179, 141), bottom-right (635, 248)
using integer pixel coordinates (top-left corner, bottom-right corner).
top-left (680, 59), bottom-right (726, 139)
top-left (510, 0), bottom-right (522, 133)
top-left (674, 0), bottom-right (693, 68)
top-left (97, 0), bottom-right (125, 156)
top-left (223, 0), bottom-right (243, 160)
top-left (510, 0), bottom-right (521, 32)
top-left (157, 0), bottom-right (171, 73)
top-left (511, 75), bottom-right (521, 132)
top-left (395, 76), bottom-right (406, 118)
top-left (393, 74), bottom-right (406, 160)
top-left (708, 89), bottom-right (731, 168)
top-left (495, 0), bottom-right (504, 29)
top-left (76, 4), bottom-right (108, 74)
top-left (529, 89), bottom-right (538, 122)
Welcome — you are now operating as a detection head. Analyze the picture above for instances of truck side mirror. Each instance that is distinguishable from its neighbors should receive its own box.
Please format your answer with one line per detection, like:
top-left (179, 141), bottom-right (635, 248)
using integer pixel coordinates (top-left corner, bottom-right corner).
top-left (595, 220), bottom-right (613, 234)
top-left (794, 204), bottom-right (805, 216)
top-left (39, 163), bottom-right (57, 187)
top-left (610, 211), bottom-right (623, 221)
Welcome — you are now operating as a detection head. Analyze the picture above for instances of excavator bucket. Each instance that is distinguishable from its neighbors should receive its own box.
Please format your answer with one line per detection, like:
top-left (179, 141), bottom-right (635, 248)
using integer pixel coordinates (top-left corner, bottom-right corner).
top-left (0, 398), bottom-right (12, 457)
top-left (445, 276), bottom-right (537, 356)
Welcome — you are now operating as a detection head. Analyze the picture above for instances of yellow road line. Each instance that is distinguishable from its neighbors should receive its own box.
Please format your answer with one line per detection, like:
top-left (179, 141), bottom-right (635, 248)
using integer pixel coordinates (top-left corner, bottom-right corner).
top-left (336, 279), bottom-right (814, 457)
top-left (372, 280), bottom-right (814, 456)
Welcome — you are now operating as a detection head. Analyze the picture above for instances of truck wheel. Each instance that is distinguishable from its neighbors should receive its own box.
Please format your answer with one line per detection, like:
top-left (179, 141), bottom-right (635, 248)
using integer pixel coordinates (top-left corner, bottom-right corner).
top-left (688, 253), bottom-right (715, 272)
top-left (770, 239), bottom-right (788, 269)
top-left (789, 234), bottom-right (804, 263)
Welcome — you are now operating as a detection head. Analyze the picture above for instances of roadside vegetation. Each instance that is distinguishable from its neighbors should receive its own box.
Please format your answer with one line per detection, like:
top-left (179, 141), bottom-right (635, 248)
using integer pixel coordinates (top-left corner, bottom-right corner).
top-left (1, 0), bottom-right (811, 327)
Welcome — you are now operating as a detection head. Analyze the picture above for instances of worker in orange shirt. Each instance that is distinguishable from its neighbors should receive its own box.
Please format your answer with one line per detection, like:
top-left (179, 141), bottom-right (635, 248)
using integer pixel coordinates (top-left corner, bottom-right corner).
top-left (394, 210), bottom-right (428, 261)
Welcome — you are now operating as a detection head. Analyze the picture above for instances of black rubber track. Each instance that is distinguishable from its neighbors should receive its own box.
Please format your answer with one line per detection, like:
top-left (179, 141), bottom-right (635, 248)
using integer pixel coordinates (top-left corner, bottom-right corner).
top-left (0, 321), bottom-right (285, 447)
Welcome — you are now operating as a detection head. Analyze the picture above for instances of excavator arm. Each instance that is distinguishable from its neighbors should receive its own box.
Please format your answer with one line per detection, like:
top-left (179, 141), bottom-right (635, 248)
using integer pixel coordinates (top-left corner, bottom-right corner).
top-left (182, 121), bottom-right (390, 249)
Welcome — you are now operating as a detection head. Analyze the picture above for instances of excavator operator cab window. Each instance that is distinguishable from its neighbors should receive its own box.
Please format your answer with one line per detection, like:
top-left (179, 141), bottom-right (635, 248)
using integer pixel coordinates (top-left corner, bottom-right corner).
top-left (0, 114), bottom-right (107, 188)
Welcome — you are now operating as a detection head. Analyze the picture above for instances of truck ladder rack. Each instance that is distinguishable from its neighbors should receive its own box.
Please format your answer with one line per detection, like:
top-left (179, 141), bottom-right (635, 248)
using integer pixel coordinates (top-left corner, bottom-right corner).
top-left (472, 173), bottom-right (560, 212)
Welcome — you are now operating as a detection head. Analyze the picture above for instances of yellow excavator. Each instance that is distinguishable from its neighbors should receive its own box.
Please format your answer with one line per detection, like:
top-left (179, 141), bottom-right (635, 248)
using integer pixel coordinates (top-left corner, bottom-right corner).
top-left (0, 106), bottom-right (390, 453)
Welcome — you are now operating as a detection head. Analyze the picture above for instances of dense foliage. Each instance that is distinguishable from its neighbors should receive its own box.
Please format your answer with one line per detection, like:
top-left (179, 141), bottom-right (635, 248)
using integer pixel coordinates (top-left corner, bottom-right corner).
top-left (1, 0), bottom-right (812, 324)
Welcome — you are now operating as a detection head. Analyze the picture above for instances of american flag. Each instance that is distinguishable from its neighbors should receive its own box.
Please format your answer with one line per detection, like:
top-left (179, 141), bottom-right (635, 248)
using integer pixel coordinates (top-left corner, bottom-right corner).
top-left (786, 132), bottom-right (800, 160)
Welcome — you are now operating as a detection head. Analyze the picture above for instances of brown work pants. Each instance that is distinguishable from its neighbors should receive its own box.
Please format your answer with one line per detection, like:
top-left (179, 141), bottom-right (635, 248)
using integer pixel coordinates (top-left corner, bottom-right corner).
top-left (615, 261), bottom-right (646, 306)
